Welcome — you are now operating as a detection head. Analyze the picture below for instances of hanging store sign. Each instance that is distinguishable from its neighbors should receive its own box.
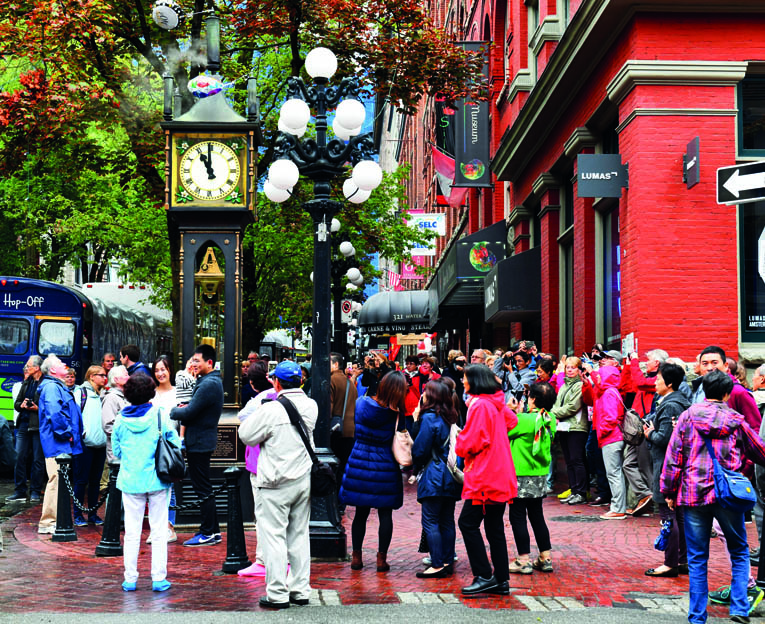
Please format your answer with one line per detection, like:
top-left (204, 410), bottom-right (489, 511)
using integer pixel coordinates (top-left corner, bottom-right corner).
top-left (409, 212), bottom-right (446, 257)
top-left (454, 42), bottom-right (491, 188)
top-left (577, 154), bottom-right (628, 198)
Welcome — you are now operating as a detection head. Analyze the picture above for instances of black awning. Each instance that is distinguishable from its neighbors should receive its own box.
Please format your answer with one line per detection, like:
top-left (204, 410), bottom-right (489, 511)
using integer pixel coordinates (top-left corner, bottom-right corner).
top-left (358, 290), bottom-right (430, 334)
top-left (484, 247), bottom-right (541, 324)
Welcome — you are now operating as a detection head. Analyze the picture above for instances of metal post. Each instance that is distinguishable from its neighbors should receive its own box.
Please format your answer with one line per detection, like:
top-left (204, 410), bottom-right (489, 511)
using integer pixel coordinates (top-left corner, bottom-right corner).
top-left (221, 467), bottom-right (250, 573)
top-left (306, 199), bottom-right (341, 449)
top-left (52, 454), bottom-right (76, 542)
top-left (95, 463), bottom-right (123, 557)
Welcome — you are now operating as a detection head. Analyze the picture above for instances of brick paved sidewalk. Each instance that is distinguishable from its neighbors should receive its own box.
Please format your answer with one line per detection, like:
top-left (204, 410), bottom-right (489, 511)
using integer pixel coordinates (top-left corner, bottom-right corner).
top-left (0, 477), bottom-right (752, 615)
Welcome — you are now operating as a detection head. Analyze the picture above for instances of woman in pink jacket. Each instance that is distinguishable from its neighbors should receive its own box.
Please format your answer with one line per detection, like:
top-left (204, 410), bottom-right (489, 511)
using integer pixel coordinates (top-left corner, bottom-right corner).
top-left (456, 364), bottom-right (518, 597)
top-left (588, 365), bottom-right (626, 520)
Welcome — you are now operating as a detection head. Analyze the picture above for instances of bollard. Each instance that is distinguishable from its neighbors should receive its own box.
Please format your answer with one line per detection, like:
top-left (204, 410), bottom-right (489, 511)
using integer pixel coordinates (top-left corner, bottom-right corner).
top-left (52, 454), bottom-right (77, 543)
top-left (95, 462), bottom-right (123, 557)
top-left (221, 466), bottom-right (251, 573)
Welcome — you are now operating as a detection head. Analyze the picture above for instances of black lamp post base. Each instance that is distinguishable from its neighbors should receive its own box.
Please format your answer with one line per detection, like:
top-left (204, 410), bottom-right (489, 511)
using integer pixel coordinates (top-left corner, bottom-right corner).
top-left (308, 448), bottom-right (347, 560)
top-left (309, 525), bottom-right (347, 560)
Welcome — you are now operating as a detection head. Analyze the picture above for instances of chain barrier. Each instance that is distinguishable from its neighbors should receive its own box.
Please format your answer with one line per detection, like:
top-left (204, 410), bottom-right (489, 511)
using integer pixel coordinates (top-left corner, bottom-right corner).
top-left (169, 482), bottom-right (228, 512)
top-left (62, 462), bottom-right (227, 513)
top-left (60, 464), bottom-right (109, 514)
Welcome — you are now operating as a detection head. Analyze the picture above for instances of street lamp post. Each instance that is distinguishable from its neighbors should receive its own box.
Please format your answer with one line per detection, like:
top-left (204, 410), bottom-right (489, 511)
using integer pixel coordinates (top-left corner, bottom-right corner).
top-left (329, 219), bottom-right (364, 360)
top-left (265, 47), bottom-right (382, 558)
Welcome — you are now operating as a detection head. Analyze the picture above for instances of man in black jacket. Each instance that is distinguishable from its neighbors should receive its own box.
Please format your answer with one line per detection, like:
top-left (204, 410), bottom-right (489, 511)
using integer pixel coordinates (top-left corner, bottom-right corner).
top-left (7, 356), bottom-right (44, 502)
top-left (171, 344), bottom-right (224, 546)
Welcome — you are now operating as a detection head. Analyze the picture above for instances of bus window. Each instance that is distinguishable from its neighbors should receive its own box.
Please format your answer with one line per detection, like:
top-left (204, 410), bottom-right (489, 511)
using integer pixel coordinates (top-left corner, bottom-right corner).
top-left (38, 321), bottom-right (76, 357)
top-left (0, 318), bottom-right (30, 355)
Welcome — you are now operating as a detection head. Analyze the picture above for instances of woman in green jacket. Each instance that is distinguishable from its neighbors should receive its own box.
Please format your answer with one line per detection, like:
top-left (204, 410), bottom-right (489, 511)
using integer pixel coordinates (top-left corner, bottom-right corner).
top-left (549, 357), bottom-right (587, 505)
top-left (507, 382), bottom-right (557, 574)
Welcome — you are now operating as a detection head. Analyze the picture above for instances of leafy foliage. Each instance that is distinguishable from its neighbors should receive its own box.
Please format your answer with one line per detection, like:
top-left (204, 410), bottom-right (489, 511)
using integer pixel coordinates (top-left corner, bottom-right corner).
top-left (0, 0), bottom-right (462, 345)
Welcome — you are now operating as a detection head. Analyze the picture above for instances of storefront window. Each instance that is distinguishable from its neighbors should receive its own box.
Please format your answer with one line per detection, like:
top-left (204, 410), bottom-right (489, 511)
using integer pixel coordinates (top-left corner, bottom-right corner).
top-left (603, 207), bottom-right (621, 347)
top-left (739, 76), bottom-right (765, 155)
top-left (561, 242), bottom-right (574, 355)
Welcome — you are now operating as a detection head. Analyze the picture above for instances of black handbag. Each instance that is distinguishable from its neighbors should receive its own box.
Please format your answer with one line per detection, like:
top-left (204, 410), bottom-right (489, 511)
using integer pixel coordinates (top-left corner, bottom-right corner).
top-left (155, 411), bottom-right (185, 483)
top-left (278, 396), bottom-right (336, 498)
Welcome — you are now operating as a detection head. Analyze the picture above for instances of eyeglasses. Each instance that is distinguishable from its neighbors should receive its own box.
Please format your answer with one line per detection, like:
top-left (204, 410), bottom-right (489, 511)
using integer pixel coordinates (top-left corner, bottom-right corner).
top-left (93, 373), bottom-right (107, 378)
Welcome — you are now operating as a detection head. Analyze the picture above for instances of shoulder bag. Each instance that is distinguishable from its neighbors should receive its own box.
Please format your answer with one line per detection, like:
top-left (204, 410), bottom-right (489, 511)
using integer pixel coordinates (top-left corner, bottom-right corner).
top-left (278, 396), bottom-right (336, 498)
top-left (155, 409), bottom-right (185, 483)
top-left (702, 436), bottom-right (756, 513)
top-left (392, 411), bottom-right (413, 466)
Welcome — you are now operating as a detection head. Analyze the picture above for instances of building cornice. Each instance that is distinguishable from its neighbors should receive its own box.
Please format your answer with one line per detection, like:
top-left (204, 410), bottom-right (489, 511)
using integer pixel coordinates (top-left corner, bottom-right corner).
top-left (606, 60), bottom-right (749, 104)
top-left (507, 205), bottom-right (534, 227)
top-left (508, 68), bottom-right (535, 103)
top-left (529, 14), bottom-right (563, 56)
top-left (563, 127), bottom-right (598, 159)
top-left (531, 172), bottom-right (561, 198)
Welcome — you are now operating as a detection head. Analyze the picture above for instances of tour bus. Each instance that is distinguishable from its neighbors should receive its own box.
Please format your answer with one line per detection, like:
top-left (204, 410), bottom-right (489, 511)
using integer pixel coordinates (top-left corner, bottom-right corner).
top-left (0, 277), bottom-right (172, 423)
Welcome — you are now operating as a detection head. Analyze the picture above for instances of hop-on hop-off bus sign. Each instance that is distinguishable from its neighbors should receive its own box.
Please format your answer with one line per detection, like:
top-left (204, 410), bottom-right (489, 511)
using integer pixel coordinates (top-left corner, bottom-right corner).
top-left (717, 161), bottom-right (765, 205)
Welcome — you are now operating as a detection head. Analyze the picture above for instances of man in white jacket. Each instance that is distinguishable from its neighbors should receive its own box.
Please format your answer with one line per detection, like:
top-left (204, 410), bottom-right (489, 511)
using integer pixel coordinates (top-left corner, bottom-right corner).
top-left (238, 360), bottom-right (318, 610)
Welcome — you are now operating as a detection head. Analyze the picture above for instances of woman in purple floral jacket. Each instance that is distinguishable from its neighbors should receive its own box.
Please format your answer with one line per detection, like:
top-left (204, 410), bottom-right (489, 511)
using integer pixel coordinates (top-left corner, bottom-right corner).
top-left (661, 370), bottom-right (765, 624)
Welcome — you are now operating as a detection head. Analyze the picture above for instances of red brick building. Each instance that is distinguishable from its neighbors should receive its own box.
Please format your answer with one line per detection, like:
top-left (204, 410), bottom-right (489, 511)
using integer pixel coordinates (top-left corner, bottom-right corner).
top-left (384, 0), bottom-right (765, 364)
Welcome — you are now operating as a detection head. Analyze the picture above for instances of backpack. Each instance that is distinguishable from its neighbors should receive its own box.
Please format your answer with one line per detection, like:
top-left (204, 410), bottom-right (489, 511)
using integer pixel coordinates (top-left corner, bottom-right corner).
top-left (617, 392), bottom-right (644, 446)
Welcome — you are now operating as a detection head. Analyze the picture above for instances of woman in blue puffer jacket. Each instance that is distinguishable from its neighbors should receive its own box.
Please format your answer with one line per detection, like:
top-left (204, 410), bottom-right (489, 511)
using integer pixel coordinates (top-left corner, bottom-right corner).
top-left (411, 379), bottom-right (462, 579)
top-left (340, 371), bottom-right (408, 573)
top-left (113, 374), bottom-right (181, 593)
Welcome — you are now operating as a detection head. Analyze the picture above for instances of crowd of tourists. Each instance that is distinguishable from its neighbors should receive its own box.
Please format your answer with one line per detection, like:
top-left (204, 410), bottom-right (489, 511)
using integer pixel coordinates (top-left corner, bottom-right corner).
top-left (7, 338), bottom-right (765, 624)
top-left (305, 341), bottom-right (765, 624)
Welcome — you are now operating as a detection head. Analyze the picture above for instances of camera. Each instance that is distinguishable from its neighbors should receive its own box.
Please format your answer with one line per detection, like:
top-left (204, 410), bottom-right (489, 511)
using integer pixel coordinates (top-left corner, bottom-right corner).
top-left (503, 354), bottom-right (513, 364)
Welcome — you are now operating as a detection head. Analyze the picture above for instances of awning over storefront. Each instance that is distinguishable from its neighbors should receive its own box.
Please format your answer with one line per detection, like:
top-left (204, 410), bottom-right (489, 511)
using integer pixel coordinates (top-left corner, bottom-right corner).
top-left (484, 247), bottom-right (541, 324)
top-left (358, 290), bottom-right (430, 334)
top-left (429, 220), bottom-right (507, 328)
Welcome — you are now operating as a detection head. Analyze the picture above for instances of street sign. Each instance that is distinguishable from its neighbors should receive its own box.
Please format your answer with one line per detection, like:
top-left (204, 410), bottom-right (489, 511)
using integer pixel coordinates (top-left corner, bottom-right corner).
top-left (341, 299), bottom-right (352, 323)
top-left (717, 161), bottom-right (765, 205)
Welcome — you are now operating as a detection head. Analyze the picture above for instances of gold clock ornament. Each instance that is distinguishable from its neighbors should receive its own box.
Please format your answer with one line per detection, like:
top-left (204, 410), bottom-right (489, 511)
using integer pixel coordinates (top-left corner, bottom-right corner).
top-left (179, 140), bottom-right (242, 201)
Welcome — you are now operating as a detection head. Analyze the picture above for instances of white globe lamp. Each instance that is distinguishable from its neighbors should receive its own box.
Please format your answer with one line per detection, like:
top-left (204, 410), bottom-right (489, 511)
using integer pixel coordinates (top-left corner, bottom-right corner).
top-left (305, 47), bottom-right (337, 79)
top-left (346, 267), bottom-right (362, 283)
top-left (342, 178), bottom-right (371, 204)
top-left (268, 159), bottom-right (300, 190)
top-left (331, 218), bottom-right (341, 233)
top-left (335, 99), bottom-right (366, 130)
top-left (339, 241), bottom-right (355, 257)
top-left (352, 160), bottom-right (383, 191)
top-left (280, 98), bottom-right (311, 130)
top-left (263, 180), bottom-right (291, 203)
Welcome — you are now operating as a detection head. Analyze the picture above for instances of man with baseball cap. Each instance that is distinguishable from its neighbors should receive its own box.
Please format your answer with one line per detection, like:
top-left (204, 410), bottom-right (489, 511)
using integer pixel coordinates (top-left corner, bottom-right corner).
top-left (238, 360), bottom-right (318, 609)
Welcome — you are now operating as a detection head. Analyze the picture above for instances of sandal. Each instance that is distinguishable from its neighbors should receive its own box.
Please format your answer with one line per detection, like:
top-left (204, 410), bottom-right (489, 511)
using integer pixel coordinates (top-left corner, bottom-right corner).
top-left (509, 558), bottom-right (533, 575)
top-left (531, 557), bottom-right (553, 573)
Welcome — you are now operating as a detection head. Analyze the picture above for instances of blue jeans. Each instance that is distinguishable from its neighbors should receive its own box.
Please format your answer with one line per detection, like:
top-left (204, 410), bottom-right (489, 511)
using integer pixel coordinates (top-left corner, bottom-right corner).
top-left (421, 496), bottom-right (456, 568)
top-left (684, 503), bottom-right (750, 623)
top-left (13, 425), bottom-right (45, 496)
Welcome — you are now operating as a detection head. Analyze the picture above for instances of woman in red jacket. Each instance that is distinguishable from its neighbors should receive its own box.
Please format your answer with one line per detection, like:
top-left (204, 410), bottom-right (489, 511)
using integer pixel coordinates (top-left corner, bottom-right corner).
top-left (456, 364), bottom-right (518, 597)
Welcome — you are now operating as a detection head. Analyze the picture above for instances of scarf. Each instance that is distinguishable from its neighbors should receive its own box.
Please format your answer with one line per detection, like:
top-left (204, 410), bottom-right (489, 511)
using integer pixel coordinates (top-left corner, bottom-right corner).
top-left (532, 408), bottom-right (553, 455)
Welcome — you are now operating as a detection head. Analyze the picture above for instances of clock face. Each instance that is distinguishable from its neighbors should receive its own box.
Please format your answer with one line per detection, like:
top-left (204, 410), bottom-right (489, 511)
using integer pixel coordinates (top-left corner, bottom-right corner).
top-left (179, 140), bottom-right (241, 201)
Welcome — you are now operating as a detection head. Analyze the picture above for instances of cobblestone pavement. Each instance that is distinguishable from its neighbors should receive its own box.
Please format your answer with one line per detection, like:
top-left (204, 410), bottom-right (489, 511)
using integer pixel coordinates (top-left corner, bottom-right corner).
top-left (0, 475), bottom-right (757, 618)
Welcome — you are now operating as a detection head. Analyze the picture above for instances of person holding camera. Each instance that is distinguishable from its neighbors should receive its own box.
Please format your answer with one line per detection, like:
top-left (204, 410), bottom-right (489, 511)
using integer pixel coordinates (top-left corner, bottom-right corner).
top-left (7, 356), bottom-right (44, 503)
top-left (494, 350), bottom-right (536, 403)
top-left (361, 352), bottom-right (392, 397)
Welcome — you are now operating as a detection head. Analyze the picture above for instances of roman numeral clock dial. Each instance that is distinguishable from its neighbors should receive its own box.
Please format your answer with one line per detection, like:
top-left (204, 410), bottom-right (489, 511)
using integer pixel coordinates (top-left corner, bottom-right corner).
top-left (179, 140), bottom-right (241, 201)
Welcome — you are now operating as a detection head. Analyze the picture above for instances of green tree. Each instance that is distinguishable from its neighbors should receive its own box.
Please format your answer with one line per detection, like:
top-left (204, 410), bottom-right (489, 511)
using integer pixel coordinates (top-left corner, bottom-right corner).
top-left (0, 0), bottom-right (476, 346)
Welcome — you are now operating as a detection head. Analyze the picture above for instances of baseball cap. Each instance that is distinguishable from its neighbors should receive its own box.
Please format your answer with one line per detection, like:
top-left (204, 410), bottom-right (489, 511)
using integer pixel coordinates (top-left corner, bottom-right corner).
top-left (603, 350), bottom-right (623, 365)
top-left (272, 361), bottom-right (302, 383)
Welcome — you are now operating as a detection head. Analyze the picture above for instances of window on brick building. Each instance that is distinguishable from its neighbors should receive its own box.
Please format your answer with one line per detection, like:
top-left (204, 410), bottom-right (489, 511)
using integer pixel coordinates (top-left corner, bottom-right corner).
top-left (739, 76), bottom-right (765, 155)
top-left (526, 0), bottom-right (539, 81)
top-left (602, 206), bottom-right (621, 348)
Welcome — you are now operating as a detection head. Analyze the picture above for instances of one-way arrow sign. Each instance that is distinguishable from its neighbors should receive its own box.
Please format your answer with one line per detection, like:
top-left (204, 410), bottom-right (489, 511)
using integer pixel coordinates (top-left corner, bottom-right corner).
top-left (717, 161), bottom-right (765, 205)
